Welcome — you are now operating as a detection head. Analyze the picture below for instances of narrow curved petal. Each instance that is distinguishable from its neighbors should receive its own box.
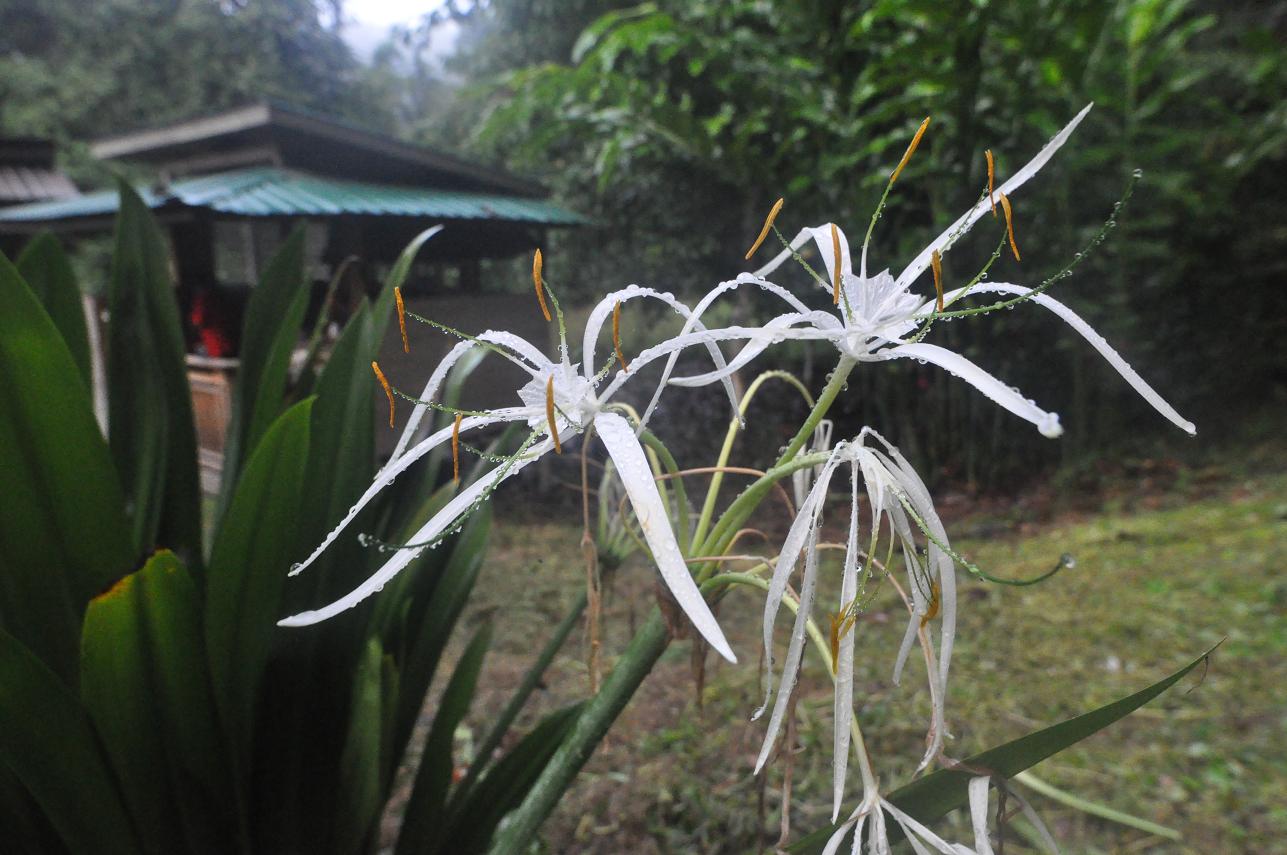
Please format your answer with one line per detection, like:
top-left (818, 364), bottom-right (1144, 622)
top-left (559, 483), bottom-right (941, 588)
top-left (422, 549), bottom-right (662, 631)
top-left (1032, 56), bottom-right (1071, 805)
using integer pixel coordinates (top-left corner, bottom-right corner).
top-left (280, 440), bottom-right (550, 626)
top-left (754, 453), bottom-right (842, 721)
top-left (290, 411), bottom-right (524, 578)
top-left (884, 798), bottom-right (973, 855)
top-left (582, 284), bottom-right (739, 419)
top-left (393, 331), bottom-right (546, 459)
top-left (832, 464), bottom-right (862, 819)
top-left (896, 104), bottom-right (1093, 291)
top-left (754, 524), bottom-right (823, 774)
top-left (594, 411), bottom-right (736, 662)
top-left (669, 312), bottom-right (838, 387)
top-left (885, 342), bottom-right (1064, 437)
top-left (968, 777), bottom-right (996, 855)
top-left (637, 274), bottom-right (814, 429)
top-left (946, 283), bottom-right (1196, 435)
top-left (822, 802), bottom-right (871, 855)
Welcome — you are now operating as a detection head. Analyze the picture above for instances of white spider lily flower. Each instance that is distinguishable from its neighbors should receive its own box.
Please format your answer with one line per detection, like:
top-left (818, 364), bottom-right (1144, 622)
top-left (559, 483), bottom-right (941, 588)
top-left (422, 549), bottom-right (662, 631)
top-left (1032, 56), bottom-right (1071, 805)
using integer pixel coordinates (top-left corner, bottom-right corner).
top-left (670, 104), bottom-right (1193, 438)
top-left (279, 285), bottom-right (745, 663)
top-left (822, 776), bottom-right (998, 855)
top-left (753, 429), bottom-right (957, 818)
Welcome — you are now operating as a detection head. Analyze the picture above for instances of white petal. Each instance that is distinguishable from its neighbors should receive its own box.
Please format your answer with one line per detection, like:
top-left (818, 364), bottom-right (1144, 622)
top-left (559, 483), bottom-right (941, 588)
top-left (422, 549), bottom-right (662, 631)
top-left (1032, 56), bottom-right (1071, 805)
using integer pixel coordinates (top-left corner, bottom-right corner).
top-left (594, 411), bottom-right (735, 662)
top-left (289, 411), bottom-right (522, 578)
top-left (670, 311), bottom-right (838, 387)
top-left (883, 798), bottom-right (971, 854)
top-left (946, 283), bottom-right (1195, 435)
top-left (279, 440), bottom-right (549, 626)
top-left (392, 331), bottom-right (546, 460)
top-left (885, 342), bottom-right (1064, 437)
top-left (969, 777), bottom-right (996, 855)
top-left (832, 463), bottom-right (862, 819)
top-left (754, 524), bottom-right (823, 772)
top-left (896, 104), bottom-right (1093, 292)
top-left (582, 284), bottom-right (739, 419)
top-left (755, 453), bottom-right (843, 720)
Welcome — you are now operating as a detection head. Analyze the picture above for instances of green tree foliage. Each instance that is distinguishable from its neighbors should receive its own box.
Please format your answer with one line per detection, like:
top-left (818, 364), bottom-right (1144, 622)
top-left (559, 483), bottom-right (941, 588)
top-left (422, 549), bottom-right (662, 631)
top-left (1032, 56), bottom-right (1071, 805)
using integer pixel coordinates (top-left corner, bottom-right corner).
top-left (434, 0), bottom-right (1286, 483)
top-left (0, 0), bottom-right (397, 150)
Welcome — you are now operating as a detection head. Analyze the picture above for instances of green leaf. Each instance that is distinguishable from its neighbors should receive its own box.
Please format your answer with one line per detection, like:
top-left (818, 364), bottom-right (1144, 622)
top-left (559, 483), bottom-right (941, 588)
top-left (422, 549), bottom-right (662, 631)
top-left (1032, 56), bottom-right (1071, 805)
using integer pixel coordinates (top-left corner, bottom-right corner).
top-left (789, 644), bottom-right (1220, 852)
top-left (15, 233), bottom-right (91, 387)
top-left (438, 703), bottom-right (585, 854)
top-left (206, 397), bottom-right (314, 764)
top-left (388, 503), bottom-right (493, 771)
top-left (0, 628), bottom-right (140, 855)
top-left (0, 252), bottom-right (133, 681)
top-left (219, 226), bottom-right (310, 507)
top-left (335, 639), bottom-right (397, 855)
top-left (395, 620), bottom-right (493, 855)
top-left (81, 551), bottom-right (243, 855)
top-left (107, 181), bottom-right (202, 566)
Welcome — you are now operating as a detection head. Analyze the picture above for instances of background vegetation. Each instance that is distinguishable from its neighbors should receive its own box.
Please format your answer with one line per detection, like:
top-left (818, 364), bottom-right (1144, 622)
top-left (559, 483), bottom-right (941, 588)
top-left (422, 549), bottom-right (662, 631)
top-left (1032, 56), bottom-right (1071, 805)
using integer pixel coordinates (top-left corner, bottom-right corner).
top-left (4, 0), bottom-right (1281, 488)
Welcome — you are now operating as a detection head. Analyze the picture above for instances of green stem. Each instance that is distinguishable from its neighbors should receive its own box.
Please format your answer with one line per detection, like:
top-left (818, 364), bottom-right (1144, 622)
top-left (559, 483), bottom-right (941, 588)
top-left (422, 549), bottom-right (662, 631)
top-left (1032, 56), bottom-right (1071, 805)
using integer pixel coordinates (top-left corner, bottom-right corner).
top-left (1012, 770), bottom-right (1181, 841)
top-left (487, 358), bottom-right (856, 853)
top-left (692, 370), bottom-right (815, 550)
top-left (485, 609), bottom-right (670, 855)
top-left (454, 590), bottom-right (588, 806)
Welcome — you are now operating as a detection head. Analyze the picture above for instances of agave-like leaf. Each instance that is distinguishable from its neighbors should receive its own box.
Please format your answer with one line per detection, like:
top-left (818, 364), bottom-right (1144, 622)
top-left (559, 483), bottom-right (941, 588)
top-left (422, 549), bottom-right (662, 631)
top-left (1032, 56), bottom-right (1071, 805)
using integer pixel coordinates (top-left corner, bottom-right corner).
top-left (789, 644), bottom-right (1219, 852)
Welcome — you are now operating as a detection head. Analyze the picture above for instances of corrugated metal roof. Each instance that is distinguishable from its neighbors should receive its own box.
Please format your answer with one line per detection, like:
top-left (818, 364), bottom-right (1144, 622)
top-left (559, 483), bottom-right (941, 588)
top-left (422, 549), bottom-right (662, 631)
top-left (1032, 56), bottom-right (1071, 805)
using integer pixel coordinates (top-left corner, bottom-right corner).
top-left (0, 167), bottom-right (585, 225)
top-left (0, 165), bottom-right (79, 204)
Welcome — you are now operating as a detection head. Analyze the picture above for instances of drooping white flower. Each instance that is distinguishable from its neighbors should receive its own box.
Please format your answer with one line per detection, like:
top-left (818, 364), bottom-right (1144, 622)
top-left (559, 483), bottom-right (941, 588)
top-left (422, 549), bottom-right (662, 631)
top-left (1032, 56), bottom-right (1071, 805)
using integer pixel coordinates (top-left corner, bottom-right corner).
top-left (667, 103), bottom-right (1195, 439)
top-left (822, 775), bottom-right (999, 855)
top-left (753, 428), bottom-right (957, 818)
top-left (278, 284), bottom-right (749, 663)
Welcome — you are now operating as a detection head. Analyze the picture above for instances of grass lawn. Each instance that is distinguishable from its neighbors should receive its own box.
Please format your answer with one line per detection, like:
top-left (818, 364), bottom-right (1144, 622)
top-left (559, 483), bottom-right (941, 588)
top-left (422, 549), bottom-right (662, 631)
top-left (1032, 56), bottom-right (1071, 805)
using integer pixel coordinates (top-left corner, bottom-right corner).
top-left (426, 457), bottom-right (1286, 854)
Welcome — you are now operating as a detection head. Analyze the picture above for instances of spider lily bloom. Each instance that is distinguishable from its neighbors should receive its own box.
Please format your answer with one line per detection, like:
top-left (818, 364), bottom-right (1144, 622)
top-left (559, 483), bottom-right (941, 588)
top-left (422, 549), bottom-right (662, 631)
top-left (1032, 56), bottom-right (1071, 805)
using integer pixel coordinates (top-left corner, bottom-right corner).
top-left (279, 285), bottom-right (744, 663)
top-left (754, 429), bottom-right (957, 818)
top-left (822, 775), bottom-right (1000, 855)
top-left (672, 103), bottom-right (1193, 440)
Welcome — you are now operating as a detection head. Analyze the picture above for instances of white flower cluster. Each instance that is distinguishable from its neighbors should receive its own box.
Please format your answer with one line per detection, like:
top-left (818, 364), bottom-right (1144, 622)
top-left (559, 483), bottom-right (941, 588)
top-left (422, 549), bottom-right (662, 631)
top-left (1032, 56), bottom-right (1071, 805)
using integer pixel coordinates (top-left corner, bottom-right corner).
top-left (280, 104), bottom-right (1192, 853)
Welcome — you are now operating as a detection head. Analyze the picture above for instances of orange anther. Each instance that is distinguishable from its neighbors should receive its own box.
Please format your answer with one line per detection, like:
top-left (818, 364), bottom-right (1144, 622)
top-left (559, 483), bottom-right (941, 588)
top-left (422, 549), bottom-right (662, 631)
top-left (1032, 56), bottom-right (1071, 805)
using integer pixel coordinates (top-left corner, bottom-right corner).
top-left (394, 287), bottom-right (409, 353)
top-left (999, 192), bottom-right (1020, 261)
top-left (533, 249), bottom-right (552, 322)
top-left (451, 412), bottom-right (462, 482)
top-left (372, 361), bottom-right (395, 428)
top-left (890, 116), bottom-right (931, 185)
top-left (612, 301), bottom-right (629, 371)
top-left (744, 197), bottom-right (784, 260)
top-left (545, 375), bottom-right (562, 454)
top-left (931, 249), bottom-right (944, 312)
top-left (830, 223), bottom-right (842, 305)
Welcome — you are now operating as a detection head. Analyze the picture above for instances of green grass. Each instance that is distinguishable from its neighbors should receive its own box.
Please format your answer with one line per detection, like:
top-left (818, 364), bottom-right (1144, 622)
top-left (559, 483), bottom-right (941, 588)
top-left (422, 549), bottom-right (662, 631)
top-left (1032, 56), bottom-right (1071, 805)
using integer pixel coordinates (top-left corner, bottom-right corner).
top-left (442, 465), bottom-right (1286, 854)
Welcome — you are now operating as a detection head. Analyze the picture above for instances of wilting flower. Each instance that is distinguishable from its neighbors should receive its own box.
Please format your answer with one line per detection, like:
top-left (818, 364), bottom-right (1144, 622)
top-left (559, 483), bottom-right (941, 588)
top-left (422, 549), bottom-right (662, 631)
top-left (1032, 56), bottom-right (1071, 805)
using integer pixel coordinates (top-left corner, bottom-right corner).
top-left (754, 428), bottom-right (957, 817)
top-left (667, 103), bottom-right (1195, 439)
top-left (279, 283), bottom-right (746, 663)
top-left (824, 775), bottom-right (1010, 855)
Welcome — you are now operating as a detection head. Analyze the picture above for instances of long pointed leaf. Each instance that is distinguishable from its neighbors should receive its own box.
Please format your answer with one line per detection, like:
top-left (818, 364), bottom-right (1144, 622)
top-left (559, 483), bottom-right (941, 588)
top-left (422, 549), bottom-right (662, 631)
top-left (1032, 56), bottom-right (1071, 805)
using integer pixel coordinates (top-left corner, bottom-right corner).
top-left (82, 551), bottom-right (243, 855)
top-left (789, 644), bottom-right (1220, 852)
top-left (16, 233), bottom-right (91, 387)
top-left (395, 620), bottom-right (493, 855)
top-left (218, 226), bottom-right (309, 508)
top-left (0, 252), bottom-right (132, 681)
top-left (0, 628), bottom-right (141, 855)
top-left (107, 181), bottom-right (202, 565)
top-left (438, 703), bottom-right (586, 854)
top-left (336, 639), bottom-right (397, 855)
top-left (206, 398), bottom-right (314, 766)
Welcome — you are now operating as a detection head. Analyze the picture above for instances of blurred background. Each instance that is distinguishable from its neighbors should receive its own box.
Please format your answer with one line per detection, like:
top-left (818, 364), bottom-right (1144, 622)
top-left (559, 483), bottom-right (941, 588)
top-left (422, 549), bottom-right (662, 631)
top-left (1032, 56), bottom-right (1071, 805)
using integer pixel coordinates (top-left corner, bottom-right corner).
top-left (1, 0), bottom-right (1283, 489)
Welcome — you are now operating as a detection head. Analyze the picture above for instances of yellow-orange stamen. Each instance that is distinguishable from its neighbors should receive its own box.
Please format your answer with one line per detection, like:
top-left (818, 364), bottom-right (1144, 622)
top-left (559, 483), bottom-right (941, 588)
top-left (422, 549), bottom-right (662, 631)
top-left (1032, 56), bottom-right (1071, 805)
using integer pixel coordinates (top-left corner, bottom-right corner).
top-left (545, 375), bottom-right (562, 454)
top-left (533, 248), bottom-right (551, 322)
top-left (451, 412), bottom-right (462, 483)
top-left (890, 115), bottom-right (931, 185)
top-left (372, 361), bottom-right (395, 428)
top-left (931, 249), bottom-right (944, 312)
top-left (612, 300), bottom-right (629, 371)
top-left (394, 287), bottom-right (409, 353)
top-left (999, 192), bottom-right (1020, 261)
top-left (985, 149), bottom-right (997, 217)
top-left (920, 581), bottom-right (941, 628)
top-left (744, 197), bottom-right (784, 260)
top-left (830, 222), bottom-right (842, 305)
top-left (828, 604), bottom-right (858, 674)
